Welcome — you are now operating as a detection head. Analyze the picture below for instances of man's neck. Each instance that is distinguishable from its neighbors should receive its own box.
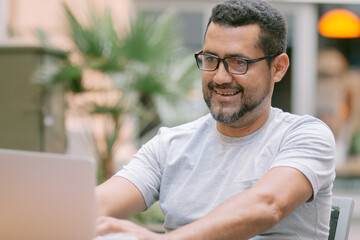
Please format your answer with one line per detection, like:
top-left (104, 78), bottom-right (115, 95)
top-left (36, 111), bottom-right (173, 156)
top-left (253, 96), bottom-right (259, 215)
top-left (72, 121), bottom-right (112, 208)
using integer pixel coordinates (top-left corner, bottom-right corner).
top-left (216, 107), bottom-right (271, 138)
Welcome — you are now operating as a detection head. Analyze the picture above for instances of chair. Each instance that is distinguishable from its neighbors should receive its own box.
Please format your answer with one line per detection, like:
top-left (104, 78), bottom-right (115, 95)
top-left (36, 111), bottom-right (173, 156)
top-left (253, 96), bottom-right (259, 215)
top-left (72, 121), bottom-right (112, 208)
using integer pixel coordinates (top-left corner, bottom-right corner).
top-left (328, 196), bottom-right (354, 240)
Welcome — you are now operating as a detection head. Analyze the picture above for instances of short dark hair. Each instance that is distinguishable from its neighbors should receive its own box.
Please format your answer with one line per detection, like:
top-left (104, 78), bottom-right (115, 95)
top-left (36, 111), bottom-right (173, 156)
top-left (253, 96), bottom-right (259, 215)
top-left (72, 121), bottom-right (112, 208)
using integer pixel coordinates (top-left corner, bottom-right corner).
top-left (206, 0), bottom-right (287, 57)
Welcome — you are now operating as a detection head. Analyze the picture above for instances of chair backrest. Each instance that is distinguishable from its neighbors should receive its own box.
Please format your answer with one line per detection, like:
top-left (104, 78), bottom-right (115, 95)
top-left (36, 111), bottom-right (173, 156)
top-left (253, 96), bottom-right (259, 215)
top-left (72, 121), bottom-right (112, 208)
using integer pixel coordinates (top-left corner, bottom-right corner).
top-left (328, 196), bottom-right (354, 240)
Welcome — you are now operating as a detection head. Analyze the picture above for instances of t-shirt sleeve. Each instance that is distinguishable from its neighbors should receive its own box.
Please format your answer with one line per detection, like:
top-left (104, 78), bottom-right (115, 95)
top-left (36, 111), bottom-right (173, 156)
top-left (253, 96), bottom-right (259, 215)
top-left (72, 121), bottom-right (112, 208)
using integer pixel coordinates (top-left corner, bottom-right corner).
top-left (114, 130), bottom-right (164, 208)
top-left (270, 117), bottom-right (336, 200)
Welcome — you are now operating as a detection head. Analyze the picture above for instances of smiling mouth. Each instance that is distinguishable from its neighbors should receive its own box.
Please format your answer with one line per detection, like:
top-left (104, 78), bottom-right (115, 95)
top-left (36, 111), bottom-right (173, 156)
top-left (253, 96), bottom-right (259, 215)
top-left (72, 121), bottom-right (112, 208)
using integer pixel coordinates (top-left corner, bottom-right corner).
top-left (208, 82), bottom-right (243, 98)
top-left (214, 88), bottom-right (241, 96)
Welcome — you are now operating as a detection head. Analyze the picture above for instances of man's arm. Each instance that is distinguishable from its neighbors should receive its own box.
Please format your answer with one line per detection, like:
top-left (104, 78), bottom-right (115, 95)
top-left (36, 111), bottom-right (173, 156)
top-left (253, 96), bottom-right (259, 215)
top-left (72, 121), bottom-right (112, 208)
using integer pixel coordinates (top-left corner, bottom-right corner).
top-left (96, 176), bottom-right (147, 219)
top-left (95, 166), bottom-right (312, 240)
top-left (166, 166), bottom-right (313, 240)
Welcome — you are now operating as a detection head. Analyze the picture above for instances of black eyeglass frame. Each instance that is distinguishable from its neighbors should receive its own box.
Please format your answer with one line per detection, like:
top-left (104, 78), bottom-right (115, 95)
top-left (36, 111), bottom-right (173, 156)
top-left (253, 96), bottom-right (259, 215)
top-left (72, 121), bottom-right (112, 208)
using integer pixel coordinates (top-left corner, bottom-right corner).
top-left (194, 50), bottom-right (280, 75)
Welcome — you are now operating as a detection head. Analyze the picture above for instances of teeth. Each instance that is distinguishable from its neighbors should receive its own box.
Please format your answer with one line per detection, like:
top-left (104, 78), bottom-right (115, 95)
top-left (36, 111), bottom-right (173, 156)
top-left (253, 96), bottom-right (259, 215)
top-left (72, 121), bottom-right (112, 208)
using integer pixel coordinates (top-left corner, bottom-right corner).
top-left (214, 89), bottom-right (238, 96)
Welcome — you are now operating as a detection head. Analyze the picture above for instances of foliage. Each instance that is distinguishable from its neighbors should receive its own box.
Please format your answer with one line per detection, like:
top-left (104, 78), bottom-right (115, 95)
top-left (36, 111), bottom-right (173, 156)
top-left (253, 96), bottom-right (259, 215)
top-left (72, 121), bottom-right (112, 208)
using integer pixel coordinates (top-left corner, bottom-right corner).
top-left (35, 2), bottom-right (199, 183)
top-left (128, 202), bottom-right (165, 229)
top-left (63, 3), bottom-right (123, 72)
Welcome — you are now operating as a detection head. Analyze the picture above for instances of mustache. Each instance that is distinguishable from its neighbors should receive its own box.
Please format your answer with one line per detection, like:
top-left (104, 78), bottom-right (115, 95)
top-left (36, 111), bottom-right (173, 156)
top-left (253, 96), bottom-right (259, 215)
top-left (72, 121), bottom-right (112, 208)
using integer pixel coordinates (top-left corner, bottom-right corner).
top-left (208, 82), bottom-right (244, 92)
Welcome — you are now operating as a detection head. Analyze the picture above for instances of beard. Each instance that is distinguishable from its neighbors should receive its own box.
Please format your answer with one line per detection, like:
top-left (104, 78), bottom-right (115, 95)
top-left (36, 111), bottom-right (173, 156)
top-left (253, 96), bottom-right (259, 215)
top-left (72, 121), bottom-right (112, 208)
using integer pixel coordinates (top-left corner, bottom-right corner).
top-left (203, 75), bottom-right (272, 125)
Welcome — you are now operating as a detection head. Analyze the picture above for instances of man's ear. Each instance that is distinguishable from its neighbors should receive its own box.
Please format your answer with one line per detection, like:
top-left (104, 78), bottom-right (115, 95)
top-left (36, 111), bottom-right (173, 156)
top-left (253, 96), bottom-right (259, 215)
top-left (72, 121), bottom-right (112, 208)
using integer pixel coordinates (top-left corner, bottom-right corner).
top-left (272, 53), bottom-right (290, 83)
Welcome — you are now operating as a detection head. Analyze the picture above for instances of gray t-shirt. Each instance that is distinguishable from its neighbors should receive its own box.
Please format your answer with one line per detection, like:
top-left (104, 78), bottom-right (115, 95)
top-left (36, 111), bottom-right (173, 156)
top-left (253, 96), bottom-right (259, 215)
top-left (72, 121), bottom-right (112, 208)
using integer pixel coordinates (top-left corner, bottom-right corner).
top-left (116, 107), bottom-right (336, 239)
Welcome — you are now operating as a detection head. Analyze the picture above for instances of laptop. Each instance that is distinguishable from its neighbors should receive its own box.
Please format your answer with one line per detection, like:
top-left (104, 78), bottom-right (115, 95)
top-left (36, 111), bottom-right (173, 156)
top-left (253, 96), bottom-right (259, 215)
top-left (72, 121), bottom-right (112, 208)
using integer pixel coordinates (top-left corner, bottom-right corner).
top-left (0, 148), bottom-right (98, 240)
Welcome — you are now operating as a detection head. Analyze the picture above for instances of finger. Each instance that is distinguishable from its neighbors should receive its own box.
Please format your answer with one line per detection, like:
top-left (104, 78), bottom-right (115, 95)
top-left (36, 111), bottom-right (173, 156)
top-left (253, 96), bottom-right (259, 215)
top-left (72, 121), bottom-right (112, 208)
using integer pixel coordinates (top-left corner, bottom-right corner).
top-left (95, 217), bottom-right (127, 236)
top-left (96, 216), bottom-right (113, 226)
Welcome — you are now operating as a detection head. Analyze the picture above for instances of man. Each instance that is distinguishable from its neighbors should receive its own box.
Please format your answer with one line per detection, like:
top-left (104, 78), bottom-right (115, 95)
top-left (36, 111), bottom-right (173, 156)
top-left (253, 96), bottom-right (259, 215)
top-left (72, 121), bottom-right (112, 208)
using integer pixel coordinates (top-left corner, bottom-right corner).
top-left (95, 0), bottom-right (336, 239)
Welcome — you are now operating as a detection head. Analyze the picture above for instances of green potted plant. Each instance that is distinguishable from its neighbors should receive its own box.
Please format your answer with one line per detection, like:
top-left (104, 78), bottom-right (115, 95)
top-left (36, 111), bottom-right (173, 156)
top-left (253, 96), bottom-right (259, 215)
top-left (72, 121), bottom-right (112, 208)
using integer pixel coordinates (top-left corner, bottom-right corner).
top-left (36, 3), bottom-right (200, 183)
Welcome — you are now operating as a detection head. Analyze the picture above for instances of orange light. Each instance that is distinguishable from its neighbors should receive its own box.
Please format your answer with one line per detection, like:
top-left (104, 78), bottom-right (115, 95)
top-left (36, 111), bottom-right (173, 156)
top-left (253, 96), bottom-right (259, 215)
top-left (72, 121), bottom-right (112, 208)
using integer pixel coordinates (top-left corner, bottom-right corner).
top-left (318, 9), bottom-right (360, 38)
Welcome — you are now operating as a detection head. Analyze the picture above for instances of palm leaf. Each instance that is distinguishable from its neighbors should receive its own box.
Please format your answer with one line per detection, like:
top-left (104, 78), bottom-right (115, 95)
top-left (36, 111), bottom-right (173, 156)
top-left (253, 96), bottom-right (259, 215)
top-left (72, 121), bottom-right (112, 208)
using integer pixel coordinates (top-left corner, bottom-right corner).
top-left (122, 11), bottom-right (180, 64)
top-left (63, 3), bottom-right (123, 72)
top-left (54, 60), bottom-right (84, 92)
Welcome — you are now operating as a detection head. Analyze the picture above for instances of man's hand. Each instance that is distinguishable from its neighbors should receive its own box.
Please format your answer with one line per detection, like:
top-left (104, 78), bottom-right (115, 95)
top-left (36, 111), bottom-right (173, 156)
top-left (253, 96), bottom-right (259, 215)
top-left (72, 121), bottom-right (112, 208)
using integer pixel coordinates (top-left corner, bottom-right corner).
top-left (96, 216), bottom-right (164, 240)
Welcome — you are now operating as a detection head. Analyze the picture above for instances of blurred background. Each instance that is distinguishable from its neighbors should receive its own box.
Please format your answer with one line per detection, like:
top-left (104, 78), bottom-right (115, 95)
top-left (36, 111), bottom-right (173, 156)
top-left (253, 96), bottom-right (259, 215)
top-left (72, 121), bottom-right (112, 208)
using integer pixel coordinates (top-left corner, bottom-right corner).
top-left (0, 0), bottom-right (360, 237)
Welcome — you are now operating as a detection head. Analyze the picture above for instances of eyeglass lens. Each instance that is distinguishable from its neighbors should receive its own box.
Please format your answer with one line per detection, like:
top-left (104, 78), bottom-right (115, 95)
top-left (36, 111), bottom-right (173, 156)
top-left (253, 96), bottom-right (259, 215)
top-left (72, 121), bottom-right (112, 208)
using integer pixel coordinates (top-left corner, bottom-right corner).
top-left (196, 54), bottom-right (248, 74)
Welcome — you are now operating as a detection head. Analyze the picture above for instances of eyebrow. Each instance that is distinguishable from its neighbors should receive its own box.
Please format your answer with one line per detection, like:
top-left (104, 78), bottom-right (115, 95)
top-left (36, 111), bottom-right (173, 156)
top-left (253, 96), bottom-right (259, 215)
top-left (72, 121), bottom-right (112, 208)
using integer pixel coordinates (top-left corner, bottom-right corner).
top-left (202, 50), bottom-right (248, 59)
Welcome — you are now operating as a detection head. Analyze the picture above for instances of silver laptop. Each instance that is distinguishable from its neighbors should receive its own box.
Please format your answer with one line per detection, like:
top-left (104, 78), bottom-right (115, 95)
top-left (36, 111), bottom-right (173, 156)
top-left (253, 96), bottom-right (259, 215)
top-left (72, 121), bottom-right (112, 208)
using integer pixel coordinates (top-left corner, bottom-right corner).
top-left (0, 148), bottom-right (97, 240)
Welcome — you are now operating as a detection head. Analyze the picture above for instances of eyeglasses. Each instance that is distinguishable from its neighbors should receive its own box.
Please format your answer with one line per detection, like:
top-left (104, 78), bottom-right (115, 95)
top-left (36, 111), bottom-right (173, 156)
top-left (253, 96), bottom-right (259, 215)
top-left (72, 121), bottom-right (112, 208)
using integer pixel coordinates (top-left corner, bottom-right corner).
top-left (194, 51), bottom-right (278, 75)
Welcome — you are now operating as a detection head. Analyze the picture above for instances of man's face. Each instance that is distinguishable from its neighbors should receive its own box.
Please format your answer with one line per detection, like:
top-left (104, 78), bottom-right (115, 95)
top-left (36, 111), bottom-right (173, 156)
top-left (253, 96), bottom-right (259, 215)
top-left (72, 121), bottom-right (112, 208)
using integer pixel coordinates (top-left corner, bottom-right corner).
top-left (202, 23), bottom-right (274, 126)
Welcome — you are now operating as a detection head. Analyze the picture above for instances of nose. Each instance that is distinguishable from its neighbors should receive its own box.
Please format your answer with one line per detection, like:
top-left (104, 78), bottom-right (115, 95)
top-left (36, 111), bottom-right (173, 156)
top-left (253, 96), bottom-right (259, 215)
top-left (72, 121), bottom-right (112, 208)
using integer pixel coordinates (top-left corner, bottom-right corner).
top-left (213, 60), bottom-right (233, 84)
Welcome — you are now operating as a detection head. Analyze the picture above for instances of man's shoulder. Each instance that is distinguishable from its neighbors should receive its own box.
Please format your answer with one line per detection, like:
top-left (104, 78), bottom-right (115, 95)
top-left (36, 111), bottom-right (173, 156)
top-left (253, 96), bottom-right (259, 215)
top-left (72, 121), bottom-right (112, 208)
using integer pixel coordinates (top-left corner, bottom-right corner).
top-left (272, 108), bottom-right (330, 129)
top-left (160, 113), bottom-right (213, 133)
top-left (148, 114), bottom-right (214, 150)
top-left (153, 114), bottom-right (214, 143)
top-left (270, 107), bottom-right (335, 140)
